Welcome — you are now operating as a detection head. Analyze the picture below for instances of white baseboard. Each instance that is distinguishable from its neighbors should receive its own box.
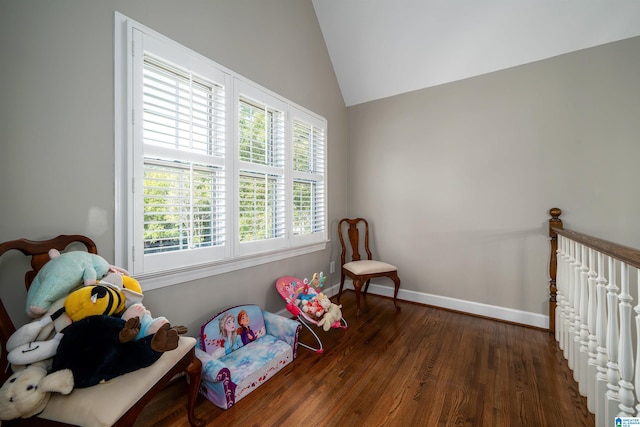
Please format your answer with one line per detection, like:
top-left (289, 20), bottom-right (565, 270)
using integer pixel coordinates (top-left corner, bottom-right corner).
top-left (283, 280), bottom-right (549, 330)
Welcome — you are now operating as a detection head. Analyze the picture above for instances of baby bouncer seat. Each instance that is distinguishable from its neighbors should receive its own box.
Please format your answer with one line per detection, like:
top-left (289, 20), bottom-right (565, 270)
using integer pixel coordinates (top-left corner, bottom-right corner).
top-left (276, 275), bottom-right (347, 354)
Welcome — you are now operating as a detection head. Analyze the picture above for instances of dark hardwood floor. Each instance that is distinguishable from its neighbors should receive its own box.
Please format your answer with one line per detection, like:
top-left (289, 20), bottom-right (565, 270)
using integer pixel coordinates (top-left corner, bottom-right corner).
top-left (134, 291), bottom-right (593, 427)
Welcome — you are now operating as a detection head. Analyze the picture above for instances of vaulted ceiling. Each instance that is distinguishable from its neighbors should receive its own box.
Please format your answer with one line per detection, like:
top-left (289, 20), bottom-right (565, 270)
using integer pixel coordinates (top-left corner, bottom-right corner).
top-left (312, 1), bottom-right (640, 106)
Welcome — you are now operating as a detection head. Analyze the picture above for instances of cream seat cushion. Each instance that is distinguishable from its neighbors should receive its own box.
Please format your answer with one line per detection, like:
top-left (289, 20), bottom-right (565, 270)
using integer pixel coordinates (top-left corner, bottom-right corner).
top-left (36, 336), bottom-right (196, 427)
top-left (343, 260), bottom-right (397, 275)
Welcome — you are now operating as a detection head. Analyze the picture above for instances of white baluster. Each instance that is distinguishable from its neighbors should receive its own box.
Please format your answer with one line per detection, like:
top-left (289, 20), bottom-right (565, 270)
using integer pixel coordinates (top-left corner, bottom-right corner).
top-left (587, 247), bottom-right (598, 411)
top-left (578, 244), bottom-right (590, 395)
top-left (573, 244), bottom-right (587, 386)
top-left (605, 257), bottom-right (620, 422)
top-left (562, 236), bottom-right (572, 359)
top-left (560, 237), bottom-right (570, 352)
top-left (618, 262), bottom-right (635, 417)
top-left (567, 240), bottom-right (578, 368)
top-left (595, 250), bottom-right (609, 427)
top-left (556, 235), bottom-right (567, 348)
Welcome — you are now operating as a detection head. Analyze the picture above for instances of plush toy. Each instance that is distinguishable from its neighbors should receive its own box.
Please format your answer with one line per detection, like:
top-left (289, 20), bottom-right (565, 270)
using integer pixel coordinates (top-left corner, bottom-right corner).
top-left (8, 273), bottom-right (173, 366)
top-left (121, 303), bottom-right (171, 341)
top-left (299, 278), bottom-right (313, 298)
top-left (64, 285), bottom-right (126, 322)
top-left (6, 298), bottom-right (71, 366)
top-left (301, 297), bottom-right (325, 318)
top-left (64, 272), bottom-right (144, 322)
top-left (7, 273), bottom-right (142, 364)
top-left (317, 301), bottom-right (343, 332)
top-left (11, 259), bottom-right (186, 389)
top-left (51, 315), bottom-right (182, 388)
top-left (318, 295), bottom-right (332, 312)
top-left (7, 313), bottom-right (186, 389)
top-left (25, 249), bottom-right (127, 318)
top-left (0, 361), bottom-right (73, 422)
top-left (100, 273), bottom-right (144, 306)
top-left (296, 292), bottom-right (316, 303)
top-left (65, 274), bottom-right (169, 340)
top-left (8, 277), bottom-right (136, 366)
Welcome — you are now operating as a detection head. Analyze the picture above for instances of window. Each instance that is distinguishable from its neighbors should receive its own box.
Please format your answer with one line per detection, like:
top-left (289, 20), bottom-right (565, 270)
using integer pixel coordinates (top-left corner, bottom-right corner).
top-left (115, 13), bottom-right (327, 287)
top-left (292, 113), bottom-right (326, 240)
top-left (235, 90), bottom-right (286, 255)
top-left (141, 56), bottom-right (226, 255)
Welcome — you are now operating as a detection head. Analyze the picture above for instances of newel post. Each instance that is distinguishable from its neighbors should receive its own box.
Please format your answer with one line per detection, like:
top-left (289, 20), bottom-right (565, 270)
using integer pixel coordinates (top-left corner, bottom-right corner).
top-left (548, 208), bottom-right (563, 334)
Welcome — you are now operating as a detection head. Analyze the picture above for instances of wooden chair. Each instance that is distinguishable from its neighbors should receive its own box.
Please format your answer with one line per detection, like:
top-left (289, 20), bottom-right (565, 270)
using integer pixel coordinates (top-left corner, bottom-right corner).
top-left (0, 235), bottom-right (204, 427)
top-left (337, 218), bottom-right (401, 317)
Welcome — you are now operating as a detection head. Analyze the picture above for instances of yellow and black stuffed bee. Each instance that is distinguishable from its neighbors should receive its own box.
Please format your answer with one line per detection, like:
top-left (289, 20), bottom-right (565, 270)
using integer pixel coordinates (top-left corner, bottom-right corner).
top-left (64, 285), bottom-right (126, 322)
top-left (63, 273), bottom-right (144, 322)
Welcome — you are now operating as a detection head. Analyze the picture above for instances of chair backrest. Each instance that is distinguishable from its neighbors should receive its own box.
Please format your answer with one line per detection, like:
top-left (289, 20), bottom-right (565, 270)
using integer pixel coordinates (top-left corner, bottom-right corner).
top-left (276, 276), bottom-right (303, 302)
top-left (199, 304), bottom-right (266, 358)
top-left (338, 218), bottom-right (373, 265)
top-left (0, 234), bottom-right (97, 384)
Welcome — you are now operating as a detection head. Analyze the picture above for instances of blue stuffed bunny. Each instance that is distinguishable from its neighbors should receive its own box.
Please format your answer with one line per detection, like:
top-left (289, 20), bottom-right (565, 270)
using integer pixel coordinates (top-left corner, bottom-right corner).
top-left (25, 249), bottom-right (123, 318)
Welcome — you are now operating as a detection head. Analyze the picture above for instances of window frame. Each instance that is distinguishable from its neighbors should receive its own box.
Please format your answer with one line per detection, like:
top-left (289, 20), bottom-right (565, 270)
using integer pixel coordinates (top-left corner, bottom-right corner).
top-left (114, 12), bottom-right (328, 291)
top-left (234, 80), bottom-right (289, 257)
top-left (290, 106), bottom-right (327, 247)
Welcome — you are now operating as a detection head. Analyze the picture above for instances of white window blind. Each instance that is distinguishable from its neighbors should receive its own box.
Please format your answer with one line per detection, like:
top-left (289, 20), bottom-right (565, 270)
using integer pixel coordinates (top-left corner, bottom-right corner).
top-left (235, 86), bottom-right (288, 255)
top-left (116, 14), bottom-right (327, 283)
top-left (143, 160), bottom-right (224, 253)
top-left (291, 109), bottom-right (326, 241)
top-left (238, 172), bottom-right (285, 241)
top-left (142, 56), bottom-right (226, 255)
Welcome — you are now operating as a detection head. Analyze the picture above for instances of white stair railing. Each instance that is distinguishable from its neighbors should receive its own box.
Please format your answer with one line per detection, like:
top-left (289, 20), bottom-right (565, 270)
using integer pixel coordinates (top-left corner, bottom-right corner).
top-left (549, 208), bottom-right (640, 427)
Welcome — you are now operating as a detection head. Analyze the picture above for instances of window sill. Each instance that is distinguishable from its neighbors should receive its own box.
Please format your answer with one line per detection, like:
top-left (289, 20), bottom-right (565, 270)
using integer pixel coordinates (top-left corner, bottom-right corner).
top-left (135, 241), bottom-right (329, 291)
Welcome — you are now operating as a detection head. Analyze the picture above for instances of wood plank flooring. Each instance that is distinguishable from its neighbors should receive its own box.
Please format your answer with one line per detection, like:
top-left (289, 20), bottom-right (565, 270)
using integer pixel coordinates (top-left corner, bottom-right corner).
top-left (134, 291), bottom-right (593, 427)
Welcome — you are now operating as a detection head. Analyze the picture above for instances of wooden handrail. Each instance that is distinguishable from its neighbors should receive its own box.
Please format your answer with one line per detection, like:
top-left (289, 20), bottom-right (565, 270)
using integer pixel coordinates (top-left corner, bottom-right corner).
top-left (552, 227), bottom-right (640, 270)
top-left (547, 207), bottom-right (640, 333)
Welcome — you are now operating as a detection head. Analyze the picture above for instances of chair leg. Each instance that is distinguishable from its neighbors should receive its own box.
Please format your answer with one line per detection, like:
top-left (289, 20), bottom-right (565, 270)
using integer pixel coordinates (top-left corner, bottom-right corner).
top-left (185, 354), bottom-right (205, 427)
top-left (363, 279), bottom-right (371, 295)
top-left (391, 275), bottom-right (401, 312)
top-left (353, 279), bottom-right (363, 318)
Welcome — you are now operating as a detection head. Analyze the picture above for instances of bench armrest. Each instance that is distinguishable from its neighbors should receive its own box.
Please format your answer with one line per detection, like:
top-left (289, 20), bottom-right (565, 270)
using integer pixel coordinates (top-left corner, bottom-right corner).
top-left (263, 311), bottom-right (300, 349)
top-left (195, 347), bottom-right (227, 382)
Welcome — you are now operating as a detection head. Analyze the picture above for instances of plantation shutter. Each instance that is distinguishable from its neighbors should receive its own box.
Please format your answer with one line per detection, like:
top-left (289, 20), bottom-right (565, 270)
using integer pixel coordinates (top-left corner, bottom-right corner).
top-left (122, 22), bottom-right (328, 277)
top-left (237, 94), bottom-right (286, 249)
top-left (133, 45), bottom-right (228, 273)
top-left (291, 108), bottom-right (326, 241)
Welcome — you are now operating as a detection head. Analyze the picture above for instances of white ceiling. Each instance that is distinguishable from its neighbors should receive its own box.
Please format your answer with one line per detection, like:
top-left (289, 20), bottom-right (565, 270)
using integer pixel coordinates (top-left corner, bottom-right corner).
top-left (312, 1), bottom-right (640, 106)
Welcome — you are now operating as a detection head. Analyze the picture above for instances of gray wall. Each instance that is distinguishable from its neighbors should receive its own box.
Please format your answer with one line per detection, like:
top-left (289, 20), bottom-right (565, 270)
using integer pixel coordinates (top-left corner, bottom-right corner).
top-left (1, 0), bottom-right (638, 332)
top-left (0, 0), bottom-right (347, 332)
top-left (346, 36), bottom-right (640, 317)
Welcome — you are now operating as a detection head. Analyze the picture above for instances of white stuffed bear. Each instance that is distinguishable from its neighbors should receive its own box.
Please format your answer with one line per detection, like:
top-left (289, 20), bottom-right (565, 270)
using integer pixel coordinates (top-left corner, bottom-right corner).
top-left (317, 300), bottom-right (343, 332)
top-left (0, 361), bottom-right (74, 422)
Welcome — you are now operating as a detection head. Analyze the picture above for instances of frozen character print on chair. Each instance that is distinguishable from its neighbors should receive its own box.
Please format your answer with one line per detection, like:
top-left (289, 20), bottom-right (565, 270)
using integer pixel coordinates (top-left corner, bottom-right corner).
top-left (200, 305), bottom-right (267, 359)
top-left (237, 309), bottom-right (256, 345)
top-left (220, 313), bottom-right (242, 355)
top-left (196, 304), bottom-right (300, 409)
